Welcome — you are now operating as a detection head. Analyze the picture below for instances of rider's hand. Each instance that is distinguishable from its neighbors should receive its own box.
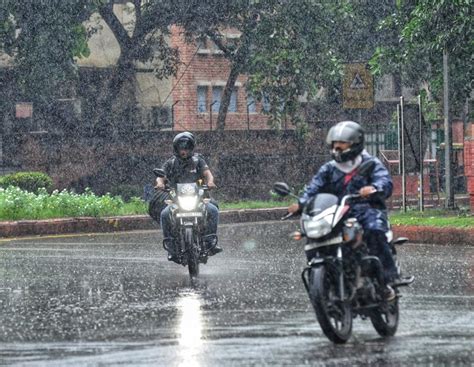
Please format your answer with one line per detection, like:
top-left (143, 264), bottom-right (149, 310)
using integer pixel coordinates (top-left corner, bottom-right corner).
top-left (288, 203), bottom-right (301, 214)
top-left (359, 185), bottom-right (377, 198)
top-left (207, 182), bottom-right (217, 189)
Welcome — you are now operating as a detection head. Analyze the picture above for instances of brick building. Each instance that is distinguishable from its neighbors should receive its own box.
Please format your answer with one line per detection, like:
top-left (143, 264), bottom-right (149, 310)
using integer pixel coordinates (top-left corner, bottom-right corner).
top-left (169, 26), bottom-right (270, 131)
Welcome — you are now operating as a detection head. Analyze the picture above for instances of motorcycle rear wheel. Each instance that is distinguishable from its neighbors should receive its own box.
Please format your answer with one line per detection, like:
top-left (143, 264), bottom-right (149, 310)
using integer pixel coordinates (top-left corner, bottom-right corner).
top-left (185, 228), bottom-right (199, 279)
top-left (370, 298), bottom-right (399, 336)
top-left (309, 266), bottom-right (352, 344)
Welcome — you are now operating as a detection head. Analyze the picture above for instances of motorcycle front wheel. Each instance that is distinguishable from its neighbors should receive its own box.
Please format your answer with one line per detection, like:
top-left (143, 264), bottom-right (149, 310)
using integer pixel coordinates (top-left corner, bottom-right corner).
top-left (185, 227), bottom-right (199, 279)
top-left (309, 266), bottom-right (352, 344)
top-left (370, 298), bottom-right (399, 336)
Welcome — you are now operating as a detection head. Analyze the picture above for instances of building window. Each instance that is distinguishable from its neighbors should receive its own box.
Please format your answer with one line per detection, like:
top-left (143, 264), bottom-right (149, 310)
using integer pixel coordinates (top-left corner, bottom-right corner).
top-left (262, 93), bottom-right (271, 112)
top-left (197, 86), bottom-right (207, 113)
top-left (229, 88), bottom-right (238, 112)
top-left (212, 86), bottom-right (223, 112)
top-left (247, 94), bottom-right (256, 113)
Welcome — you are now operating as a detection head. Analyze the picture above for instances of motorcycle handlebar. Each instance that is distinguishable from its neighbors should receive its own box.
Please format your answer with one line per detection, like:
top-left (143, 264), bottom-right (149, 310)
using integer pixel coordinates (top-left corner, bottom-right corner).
top-left (341, 190), bottom-right (383, 206)
top-left (281, 212), bottom-right (296, 221)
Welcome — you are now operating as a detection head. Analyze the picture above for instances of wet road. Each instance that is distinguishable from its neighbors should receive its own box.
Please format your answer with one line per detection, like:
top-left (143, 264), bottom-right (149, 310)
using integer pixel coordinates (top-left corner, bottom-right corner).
top-left (0, 221), bottom-right (473, 366)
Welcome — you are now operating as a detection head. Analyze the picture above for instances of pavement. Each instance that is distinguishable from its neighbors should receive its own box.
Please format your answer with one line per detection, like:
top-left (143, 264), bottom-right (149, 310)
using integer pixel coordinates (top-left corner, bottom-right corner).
top-left (0, 208), bottom-right (473, 245)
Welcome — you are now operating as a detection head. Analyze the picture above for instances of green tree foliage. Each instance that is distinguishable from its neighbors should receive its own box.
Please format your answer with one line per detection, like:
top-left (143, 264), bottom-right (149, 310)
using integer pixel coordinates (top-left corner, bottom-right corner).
top-left (175, 0), bottom-right (350, 131)
top-left (0, 0), bottom-right (181, 136)
top-left (175, 0), bottom-right (398, 132)
top-left (0, 0), bottom-right (92, 104)
top-left (370, 0), bottom-right (473, 118)
top-left (245, 1), bottom-right (347, 132)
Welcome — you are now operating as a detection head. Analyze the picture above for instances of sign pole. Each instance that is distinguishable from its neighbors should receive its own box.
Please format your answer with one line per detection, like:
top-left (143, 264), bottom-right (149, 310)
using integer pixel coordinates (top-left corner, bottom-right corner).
top-left (400, 96), bottom-right (406, 212)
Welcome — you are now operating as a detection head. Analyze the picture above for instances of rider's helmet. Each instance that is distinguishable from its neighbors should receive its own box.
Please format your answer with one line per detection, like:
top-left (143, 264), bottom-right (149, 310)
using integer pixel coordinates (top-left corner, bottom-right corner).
top-left (173, 131), bottom-right (196, 160)
top-left (326, 121), bottom-right (364, 162)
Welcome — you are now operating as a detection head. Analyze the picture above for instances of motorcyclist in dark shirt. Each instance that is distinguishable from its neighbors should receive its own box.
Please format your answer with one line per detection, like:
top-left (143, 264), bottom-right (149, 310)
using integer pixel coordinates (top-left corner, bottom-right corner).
top-left (288, 121), bottom-right (398, 300)
top-left (155, 132), bottom-right (222, 262)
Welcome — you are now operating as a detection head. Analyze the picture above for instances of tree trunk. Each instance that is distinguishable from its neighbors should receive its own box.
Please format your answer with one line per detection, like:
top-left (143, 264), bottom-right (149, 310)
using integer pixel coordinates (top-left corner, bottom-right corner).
top-left (91, 56), bottom-right (135, 138)
top-left (216, 63), bottom-right (241, 131)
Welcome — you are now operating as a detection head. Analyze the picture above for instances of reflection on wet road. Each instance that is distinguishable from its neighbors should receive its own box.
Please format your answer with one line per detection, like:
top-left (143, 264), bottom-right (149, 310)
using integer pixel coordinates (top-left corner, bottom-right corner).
top-left (0, 221), bottom-right (473, 366)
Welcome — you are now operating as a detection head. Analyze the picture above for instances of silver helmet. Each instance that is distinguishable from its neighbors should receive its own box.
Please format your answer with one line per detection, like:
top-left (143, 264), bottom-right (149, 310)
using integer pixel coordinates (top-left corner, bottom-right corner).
top-left (326, 121), bottom-right (364, 162)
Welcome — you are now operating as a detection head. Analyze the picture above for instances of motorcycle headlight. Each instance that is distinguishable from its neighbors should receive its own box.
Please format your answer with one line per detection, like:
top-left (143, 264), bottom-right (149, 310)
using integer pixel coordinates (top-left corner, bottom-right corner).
top-left (178, 196), bottom-right (198, 211)
top-left (304, 217), bottom-right (332, 238)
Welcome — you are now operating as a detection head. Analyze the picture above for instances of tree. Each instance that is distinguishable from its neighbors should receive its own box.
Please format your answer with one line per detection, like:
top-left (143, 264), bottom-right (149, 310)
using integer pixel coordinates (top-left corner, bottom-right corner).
top-left (0, 0), bottom-right (182, 136)
top-left (177, 0), bottom-right (354, 131)
top-left (370, 0), bottom-right (473, 208)
top-left (370, 0), bottom-right (473, 118)
top-left (175, 0), bottom-right (271, 130)
top-left (91, 0), bottom-right (180, 136)
top-left (0, 0), bottom-right (92, 106)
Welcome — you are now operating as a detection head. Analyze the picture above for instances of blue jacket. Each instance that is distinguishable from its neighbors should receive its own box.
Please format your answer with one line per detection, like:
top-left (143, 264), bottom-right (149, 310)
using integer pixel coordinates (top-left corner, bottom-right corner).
top-left (298, 152), bottom-right (393, 211)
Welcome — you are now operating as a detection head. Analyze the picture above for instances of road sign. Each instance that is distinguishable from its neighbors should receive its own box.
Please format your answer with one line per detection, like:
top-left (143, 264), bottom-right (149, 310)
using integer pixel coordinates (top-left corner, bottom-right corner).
top-left (343, 63), bottom-right (374, 109)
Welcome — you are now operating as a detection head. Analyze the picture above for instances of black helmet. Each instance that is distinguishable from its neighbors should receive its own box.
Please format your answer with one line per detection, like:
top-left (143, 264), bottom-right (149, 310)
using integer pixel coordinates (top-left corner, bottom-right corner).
top-left (326, 121), bottom-right (364, 162)
top-left (173, 132), bottom-right (196, 159)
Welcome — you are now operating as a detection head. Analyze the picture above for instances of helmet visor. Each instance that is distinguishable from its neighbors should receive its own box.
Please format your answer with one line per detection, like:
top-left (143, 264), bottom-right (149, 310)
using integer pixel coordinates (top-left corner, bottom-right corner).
top-left (176, 139), bottom-right (194, 151)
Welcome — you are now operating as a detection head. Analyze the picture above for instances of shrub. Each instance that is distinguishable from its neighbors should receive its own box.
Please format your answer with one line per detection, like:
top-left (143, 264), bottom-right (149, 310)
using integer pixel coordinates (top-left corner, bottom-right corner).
top-left (108, 184), bottom-right (144, 201)
top-left (0, 172), bottom-right (53, 193)
top-left (0, 186), bottom-right (128, 220)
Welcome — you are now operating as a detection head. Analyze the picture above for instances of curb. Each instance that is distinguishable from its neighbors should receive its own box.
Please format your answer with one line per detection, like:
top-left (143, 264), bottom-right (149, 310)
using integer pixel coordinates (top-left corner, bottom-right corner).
top-left (0, 208), bottom-right (472, 246)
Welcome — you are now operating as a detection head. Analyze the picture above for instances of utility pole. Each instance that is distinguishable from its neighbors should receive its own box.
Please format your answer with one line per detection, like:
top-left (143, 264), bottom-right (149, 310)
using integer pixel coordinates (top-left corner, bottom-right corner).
top-left (443, 46), bottom-right (455, 209)
top-left (400, 96), bottom-right (407, 212)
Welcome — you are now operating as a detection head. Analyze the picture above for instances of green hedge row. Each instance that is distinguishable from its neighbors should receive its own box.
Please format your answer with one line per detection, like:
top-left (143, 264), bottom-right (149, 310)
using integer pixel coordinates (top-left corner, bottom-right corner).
top-left (0, 172), bottom-right (53, 193)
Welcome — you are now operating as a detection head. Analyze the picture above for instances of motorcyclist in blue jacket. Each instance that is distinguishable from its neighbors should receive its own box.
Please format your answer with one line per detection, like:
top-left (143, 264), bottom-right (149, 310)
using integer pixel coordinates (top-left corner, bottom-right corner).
top-left (155, 132), bottom-right (222, 263)
top-left (288, 121), bottom-right (398, 300)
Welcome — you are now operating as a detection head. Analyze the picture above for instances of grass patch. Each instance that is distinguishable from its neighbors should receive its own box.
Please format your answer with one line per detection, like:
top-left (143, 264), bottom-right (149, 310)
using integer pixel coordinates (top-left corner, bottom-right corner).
top-left (0, 186), bottom-right (472, 229)
top-left (389, 209), bottom-right (474, 228)
top-left (220, 199), bottom-right (293, 210)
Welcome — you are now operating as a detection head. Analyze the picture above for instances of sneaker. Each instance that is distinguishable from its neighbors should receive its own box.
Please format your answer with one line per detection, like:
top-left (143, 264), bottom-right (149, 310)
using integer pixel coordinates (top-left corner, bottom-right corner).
top-left (384, 285), bottom-right (396, 301)
top-left (203, 234), bottom-right (222, 256)
top-left (391, 275), bottom-right (415, 287)
top-left (208, 245), bottom-right (223, 256)
top-left (163, 238), bottom-right (180, 263)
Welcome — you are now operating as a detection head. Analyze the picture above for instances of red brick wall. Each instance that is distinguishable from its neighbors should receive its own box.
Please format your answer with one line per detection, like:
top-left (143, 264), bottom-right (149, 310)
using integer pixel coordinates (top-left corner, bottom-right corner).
top-left (391, 175), bottom-right (430, 196)
top-left (170, 26), bottom-right (272, 131)
top-left (465, 123), bottom-right (474, 210)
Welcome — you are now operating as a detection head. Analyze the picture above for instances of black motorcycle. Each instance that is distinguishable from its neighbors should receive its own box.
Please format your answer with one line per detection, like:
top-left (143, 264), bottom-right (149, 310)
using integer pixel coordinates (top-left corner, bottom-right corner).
top-left (153, 168), bottom-right (213, 279)
top-left (273, 161), bottom-right (414, 343)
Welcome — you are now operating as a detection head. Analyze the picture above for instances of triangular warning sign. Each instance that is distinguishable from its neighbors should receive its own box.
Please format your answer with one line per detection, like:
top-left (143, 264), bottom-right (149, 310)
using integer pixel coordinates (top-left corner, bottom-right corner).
top-left (350, 73), bottom-right (366, 89)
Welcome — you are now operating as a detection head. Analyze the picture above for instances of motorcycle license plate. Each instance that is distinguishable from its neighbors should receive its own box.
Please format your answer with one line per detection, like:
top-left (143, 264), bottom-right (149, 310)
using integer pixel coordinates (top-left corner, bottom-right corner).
top-left (176, 212), bottom-right (203, 218)
top-left (304, 236), bottom-right (342, 251)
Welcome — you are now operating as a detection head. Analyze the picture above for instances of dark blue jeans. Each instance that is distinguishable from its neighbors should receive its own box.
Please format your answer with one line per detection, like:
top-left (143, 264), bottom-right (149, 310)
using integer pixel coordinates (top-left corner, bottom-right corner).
top-left (353, 206), bottom-right (398, 284)
top-left (160, 202), bottom-right (219, 240)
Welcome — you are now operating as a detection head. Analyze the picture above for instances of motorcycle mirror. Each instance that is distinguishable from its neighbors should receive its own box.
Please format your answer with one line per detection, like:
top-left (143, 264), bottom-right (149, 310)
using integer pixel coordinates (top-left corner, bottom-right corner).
top-left (272, 182), bottom-right (292, 197)
top-left (356, 160), bottom-right (376, 177)
top-left (153, 168), bottom-right (166, 178)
